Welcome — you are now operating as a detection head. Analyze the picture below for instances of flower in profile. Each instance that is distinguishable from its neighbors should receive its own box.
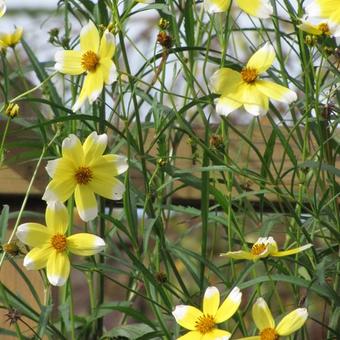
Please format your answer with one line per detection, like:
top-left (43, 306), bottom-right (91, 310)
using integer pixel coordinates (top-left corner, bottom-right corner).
top-left (54, 21), bottom-right (117, 111)
top-left (16, 201), bottom-right (106, 286)
top-left (221, 237), bottom-right (312, 261)
top-left (0, 27), bottom-right (23, 49)
top-left (306, 0), bottom-right (340, 28)
top-left (298, 18), bottom-right (339, 37)
top-left (172, 286), bottom-right (242, 339)
top-left (238, 298), bottom-right (308, 340)
top-left (0, 1), bottom-right (6, 17)
top-left (211, 43), bottom-right (297, 117)
top-left (204, 0), bottom-right (273, 19)
top-left (42, 132), bottom-right (128, 222)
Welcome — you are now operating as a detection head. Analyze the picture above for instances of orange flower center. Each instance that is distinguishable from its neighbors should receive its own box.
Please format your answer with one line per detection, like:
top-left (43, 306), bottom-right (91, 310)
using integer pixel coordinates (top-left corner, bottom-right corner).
top-left (81, 50), bottom-right (99, 72)
top-left (260, 328), bottom-right (279, 340)
top-left (195, 314), bottom-right (215, 334)
top-left (51, 234), bottom-right (67, 252)
top-left (317, 23), bottom-right (330, 34)
top-left (75, 166), bottom-right (93, 185)
top-left (241, 67), bottom-right (258, 83)
top-left (251, 243), bottom-right (267, 255)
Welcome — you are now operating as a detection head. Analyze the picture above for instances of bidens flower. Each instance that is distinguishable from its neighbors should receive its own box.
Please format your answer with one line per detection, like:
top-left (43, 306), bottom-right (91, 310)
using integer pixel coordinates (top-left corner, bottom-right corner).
top-left (172, 286), bottom-right (242, 339)
top-left (238, 298), bottom-right (308, 340)
top-left (0, 0), bottom-right (6, 17)
top-left (16, 201), bottom-right (106, 286)
top-left (306, 0), bottom-right (340, 29)
top-left (211, 43), bottom-right (297, 117)
top-left (204, 0), bottom-right (273, 19)
top-left (298, 18), bottom-right (339, 37)
top-left (221, 237), bottom-right (312, 261)
top-left (42, 132), bottom-right (128, 222)
top-left (0, 27), bottom-right (23, 49)
top-left (54, 21), bottom-right (117, 111)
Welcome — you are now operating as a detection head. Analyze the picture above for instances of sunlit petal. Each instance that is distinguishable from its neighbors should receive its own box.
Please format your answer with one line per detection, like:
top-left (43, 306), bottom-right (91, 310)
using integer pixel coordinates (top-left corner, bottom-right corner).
top-left (67, 233), bottom-right (106, 256)
top-left (74, 184), bottom-right (98, 222)
top-left (55, 50), bottom-right (84, 75)
top-left (98, 30), bottom-right (115, 59)
top-left (16, 223), bottom-right (52, 247)
top-left (203, 286), bottom-right (220, 317)
top-left (210, 68), bottom-right (242, 95)
top-left (255, 80), bottom-right (297, 104)
top-left (202, 329), bottom-right (231, 340)
top-left (62, 134), bottom-right (84, 166)
top-left (272, 243), bottom-right (312, 257)
top-left (45, 201), bottom-right (68, 235)
top-left (90, 154), bottom-right (128, 176)
top-left (89, 177), bottom-right (125, 200)
top-left (42, 178), bottom-right (76, 203)
top-left (80, 21), bottom-right (100, 53)
top-left (178, 331), bottom-right (203, 340)
top-left (246, 43), bottom-right (275, 73)
top-left (83, 132), bottom-right (108, 164)
top-left (23, 245), bottom-right (52, 270)
top-left (215, 287), bottom-right (242, 323)
top-left (235, 0), bottom-right (273, 19)
top-left (306, 0), bottom-right (334, 18)
top-left (220, 250), bottom-right (257, 260)
top-left (215, 96), bottom-right (242, 116)
top-left (172, 305), bottom-right (203, 331)
top-left (204, 0), bottom-right (231, 13)
top-left (46, 250), bottom-right (70, 286)
top-left (241, 84), bottom-right (269, 116)
top-left (276, 308), bottom-right (308, 336)
top-left (252, 298), bottom-right (275, 331)
top-left (101, 58), bottom-right (118, 85)
top-left (45, 157), bottom-right (75, 179)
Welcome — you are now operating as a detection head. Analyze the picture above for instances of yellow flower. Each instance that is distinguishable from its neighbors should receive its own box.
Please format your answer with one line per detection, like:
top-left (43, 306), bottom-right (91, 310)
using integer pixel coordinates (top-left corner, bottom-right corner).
top-left (54, 21), bottom-right (117, 111)
top-left (16, 201), bottom-right (106, 286)
top-left (42, 132), bottom-right (128, 222)
top-left (306, 0), bottom-right (340, 35)
top-left (0, 0), bottom-right (6, 17)
top-left (0, 27), bottom-right (23, 49)
top-left (221, 236), bottom-right (312, 261)
top-left (204, 0), bottom-right (273, 19)
top-left (238, 297), bottom-right (308, 340)
top-left (298, 18), bottom-right (339, 36)
top-left (172, 286), bottom-right (242, 339)
top-left (211, 43), bottom-right (297, 116)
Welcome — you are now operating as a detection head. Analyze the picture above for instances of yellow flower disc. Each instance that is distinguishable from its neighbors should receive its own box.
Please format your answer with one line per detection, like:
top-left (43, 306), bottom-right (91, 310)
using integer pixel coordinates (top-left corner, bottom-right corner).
top-left (195, 314), bottom-right (215, 334)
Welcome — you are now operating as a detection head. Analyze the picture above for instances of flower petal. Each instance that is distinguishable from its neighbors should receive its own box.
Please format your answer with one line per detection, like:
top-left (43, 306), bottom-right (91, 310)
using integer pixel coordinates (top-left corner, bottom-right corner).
top-left (203, 286), bottom-right (220, 317)
top-left (46, 250), bottom-right (70, 286)
top-left (54, 50), bottom-right (84, 75)
top-left (202, 329), bottom-right (231, 340)
top-left (215, 96), bottom-right (242, 116)
top-left (215, 286), bottom-right (242, 323)
top-left (83, 132), bottom-right (108, 164)
top-left (62, 134), bottom-right (84, 166)
top-left (91, 154), bottom-right (129, 175)
top-left (210, 68), bottom-right (242, 95)
top-left (247, 43), bottom-right (275, 73)
top-left (172, 305), bottom-right (203, 331)
top-left (255, 80), bottom-right (297, 104)
top-left (74, 184), bottom-right (98, 222)
top-left (298, 20), bottom-right (323, 35)
top-left (99, 30), bottom-right (115, 59)
top-left (178, 331), bottom-right (203, 340)
top-left (46, 201), bottom-right (68, 235)
top-left (276, 308), bottom-right (308, 336)
top-left (272, 243), bottom-right (312, 257)
top-left (80, 21), bottom-right (100, 53)
top-left (234, 337), bottom-right (260, 340)
top-left (16, 223), bottom-right (52, 247)
top-left (306, 0), bottom-right (334, 18)
top-left (242, 84), bottom-right (269, 116)
top-left (220, 250), bottom-right (257, 260)
top-left (23, 245), bottom-right (51, 270)
top-left (252, 298), bottom-right (275, 331)
top-left (0, 0), bottom-right (6, 17)
top-left (46, 157), bottom-right (75, 179)
top-left (42, 178), bottom-right (76, 203)
top-left (89, 177), bottom-right (125, 200)
top-left (67, 233), bottom-right (106, 256)
top-left (235, 0), bottom-right (273, 19)
top-left (204, 0), bottom-right (231, 13)
top-left (101, 58), bottom-right (118, 85)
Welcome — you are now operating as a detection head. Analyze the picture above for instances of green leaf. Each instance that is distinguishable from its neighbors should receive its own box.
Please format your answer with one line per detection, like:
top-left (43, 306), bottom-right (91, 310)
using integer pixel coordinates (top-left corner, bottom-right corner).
top-left (101, 323), bottom-right (155, 340)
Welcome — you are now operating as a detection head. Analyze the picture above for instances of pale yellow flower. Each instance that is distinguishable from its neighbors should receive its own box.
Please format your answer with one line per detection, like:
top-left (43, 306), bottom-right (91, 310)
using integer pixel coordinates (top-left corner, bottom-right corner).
top-left (298, 18), bottom-right (339, 36)
top-left (306, 0), bottom-right (340, 32)
top-left (16, 201), bottom-right (106, 286)
top-left (221, 236), bottom-right (312, 261)
top-left (0, 27), bottom-right (23, 49)
top-left (237, 298), bottom-right (308, 340)
top-left (55, 21), bottom-right (117, 111)
top-left (42, 132), bottom-right (128, 222)
top-left (172, 286), bottom-right (242, 339)
top-left (204, 0), bottom-right (273, 19)
top-left (0, 0), bottom-right (6, 17)
top-left (211, 43), bottom-right (297, 116)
